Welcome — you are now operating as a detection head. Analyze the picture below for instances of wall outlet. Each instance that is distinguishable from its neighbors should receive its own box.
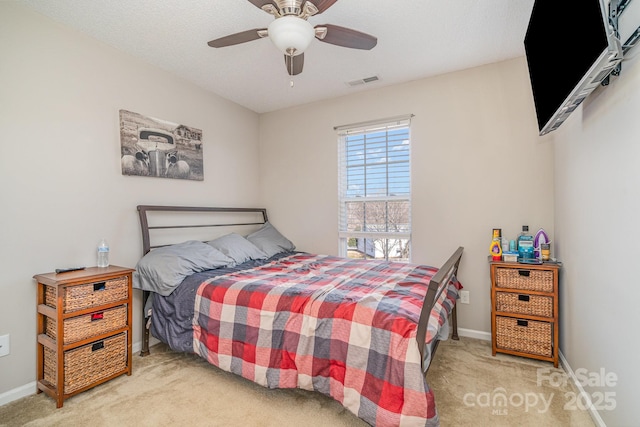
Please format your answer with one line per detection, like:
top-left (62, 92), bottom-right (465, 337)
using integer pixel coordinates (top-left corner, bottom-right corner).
top-left (459, 290), bottom-right (470, 304)
top-left (0, 334), bottom-right (9, 357)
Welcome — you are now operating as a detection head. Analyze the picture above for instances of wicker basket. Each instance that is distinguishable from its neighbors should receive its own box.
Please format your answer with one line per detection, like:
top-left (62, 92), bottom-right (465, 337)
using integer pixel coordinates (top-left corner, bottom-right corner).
top-left (45, 306), bottom-right (127, 344)
top-left (495, 268), bottom-right (553, 292)
top-left (495, 316), bottom-right (552, 357)
top-left (495, 292), bottom-right (553, 318)
top-left (45, 276), bottom-right (128, 313)
top-left (44, 333), bottom-right (127, 394)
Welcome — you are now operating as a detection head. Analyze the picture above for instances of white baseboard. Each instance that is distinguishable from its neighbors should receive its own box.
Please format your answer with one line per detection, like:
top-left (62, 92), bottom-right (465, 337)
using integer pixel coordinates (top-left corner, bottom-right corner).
top-left (0, 381), bottom-right (36, 407)
top-left (0, 339), bottom-right (144, 408)
top-left (457, 327), bottom-right (491, 341)
top-left (559, 351), bottom-right (607, 427)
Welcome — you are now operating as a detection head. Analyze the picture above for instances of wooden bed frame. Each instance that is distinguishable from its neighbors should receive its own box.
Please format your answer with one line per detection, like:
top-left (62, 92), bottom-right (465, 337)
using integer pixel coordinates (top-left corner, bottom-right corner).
top-left (136, 205), bottom-right (463, 372)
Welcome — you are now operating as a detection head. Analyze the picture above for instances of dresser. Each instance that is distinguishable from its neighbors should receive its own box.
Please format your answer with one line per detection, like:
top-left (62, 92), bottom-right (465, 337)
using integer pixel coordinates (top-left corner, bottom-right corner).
top-left (490, 260), bottom-right (560, 367)
top-left (33, 266), bottom-right (134, 407)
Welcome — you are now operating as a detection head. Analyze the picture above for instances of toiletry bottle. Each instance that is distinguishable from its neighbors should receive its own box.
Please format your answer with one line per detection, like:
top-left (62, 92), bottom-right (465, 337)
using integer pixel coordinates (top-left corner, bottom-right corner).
top-left (541, 243), bottom-right (551, 261)
top-left (517, 225), bottom-right (534, 261)
top-left (489, 229), bottom-right (503, 261)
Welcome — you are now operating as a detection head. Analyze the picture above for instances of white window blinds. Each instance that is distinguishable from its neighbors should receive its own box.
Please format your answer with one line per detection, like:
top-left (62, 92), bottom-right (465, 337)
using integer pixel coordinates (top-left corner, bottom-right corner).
top-left (337, 116), bottom-right (412, 261)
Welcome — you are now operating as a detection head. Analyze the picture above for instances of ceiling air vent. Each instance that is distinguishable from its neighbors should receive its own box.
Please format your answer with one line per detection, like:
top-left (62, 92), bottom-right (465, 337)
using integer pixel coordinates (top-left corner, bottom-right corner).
top-left (346, 75), bottom-right (380, 87)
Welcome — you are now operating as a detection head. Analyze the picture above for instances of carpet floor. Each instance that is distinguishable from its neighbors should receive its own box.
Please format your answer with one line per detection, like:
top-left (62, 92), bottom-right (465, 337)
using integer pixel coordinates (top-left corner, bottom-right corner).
top-left (0, 337), bottom-right (595, 426)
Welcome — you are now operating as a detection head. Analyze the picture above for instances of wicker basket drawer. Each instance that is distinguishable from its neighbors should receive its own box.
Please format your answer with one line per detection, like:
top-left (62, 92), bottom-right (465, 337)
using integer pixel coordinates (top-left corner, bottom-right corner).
top-left (495, 316), bottom-right (552, 357)
top-left (45, 305), bottom-right (127, 344)
top-left (495, 268), bottom-right (553, 292)
top-left (44, 333), bottom-right (127, 394)
top-left (45, 276), bottom-right (128, 313)
top-left (495, 292), bottom-right (553, 318)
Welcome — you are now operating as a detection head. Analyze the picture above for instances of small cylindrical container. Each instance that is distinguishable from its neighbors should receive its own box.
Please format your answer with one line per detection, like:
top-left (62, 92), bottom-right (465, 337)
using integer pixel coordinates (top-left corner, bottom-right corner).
top-left (501, 237), bottom-right (509, 253)
top-left (97, 239), bottom-right (110, 267)
top-left (541, 243), bottom-right (550, 261)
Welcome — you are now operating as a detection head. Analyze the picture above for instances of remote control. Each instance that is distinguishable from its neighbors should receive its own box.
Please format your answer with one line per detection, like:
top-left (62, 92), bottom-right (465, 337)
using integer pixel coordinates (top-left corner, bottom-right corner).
top-left (55, 267), bottom-right (86, 274)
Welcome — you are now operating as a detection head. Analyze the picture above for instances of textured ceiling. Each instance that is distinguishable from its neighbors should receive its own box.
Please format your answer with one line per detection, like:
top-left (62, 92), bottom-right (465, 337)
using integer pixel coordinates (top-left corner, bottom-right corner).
top-left (19, 0), bottom-right (535, 114)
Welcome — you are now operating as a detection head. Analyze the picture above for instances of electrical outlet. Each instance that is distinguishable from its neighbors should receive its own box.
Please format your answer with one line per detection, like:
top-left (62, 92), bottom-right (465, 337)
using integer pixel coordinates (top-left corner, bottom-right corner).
top-left (0, 334), bottom-right (9, 357)
top-left (460, 291), bottom-right (470, 304)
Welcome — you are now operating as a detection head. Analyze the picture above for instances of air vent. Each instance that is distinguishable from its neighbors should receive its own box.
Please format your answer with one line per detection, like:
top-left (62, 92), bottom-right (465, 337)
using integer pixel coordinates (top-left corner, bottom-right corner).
top-left (346, 75), bottom-right (381, 87)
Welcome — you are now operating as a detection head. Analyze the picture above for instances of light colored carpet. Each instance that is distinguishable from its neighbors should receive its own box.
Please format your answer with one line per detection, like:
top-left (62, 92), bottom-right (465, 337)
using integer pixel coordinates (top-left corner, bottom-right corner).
top-left (0, 337), bottom-right (595, 426)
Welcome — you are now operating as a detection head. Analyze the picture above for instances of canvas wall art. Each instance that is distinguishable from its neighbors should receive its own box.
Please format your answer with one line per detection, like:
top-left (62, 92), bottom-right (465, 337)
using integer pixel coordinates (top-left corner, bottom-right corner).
top-left (119, 109), bottom-right (203, 181)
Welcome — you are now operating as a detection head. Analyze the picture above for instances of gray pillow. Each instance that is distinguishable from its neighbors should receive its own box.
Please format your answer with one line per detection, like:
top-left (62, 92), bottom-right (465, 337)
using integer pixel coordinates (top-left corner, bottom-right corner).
top-left (206, 233), bottom-right (267, 265)
top-left (133, 240), bottom-right (233, 296)
top-left (246, 222), bottom-right (295, 258)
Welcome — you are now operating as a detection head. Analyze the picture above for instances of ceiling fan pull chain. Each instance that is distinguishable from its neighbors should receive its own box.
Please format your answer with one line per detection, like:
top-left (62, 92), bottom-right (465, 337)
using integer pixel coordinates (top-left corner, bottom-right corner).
top-left (289, 54), bottom-right (295, 87)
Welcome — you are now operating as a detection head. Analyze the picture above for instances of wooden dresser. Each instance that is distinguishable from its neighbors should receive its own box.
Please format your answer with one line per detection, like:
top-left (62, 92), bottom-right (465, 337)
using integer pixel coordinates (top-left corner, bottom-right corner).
top-left (33, 265), bottom-right (134, 407)
top-left (490, 260), bottom-right (560, 367)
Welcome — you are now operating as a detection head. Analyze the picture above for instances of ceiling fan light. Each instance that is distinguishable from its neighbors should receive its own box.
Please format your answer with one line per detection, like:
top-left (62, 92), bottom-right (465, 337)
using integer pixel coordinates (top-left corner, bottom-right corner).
top-left (268, 16), bottom-right (314, 56)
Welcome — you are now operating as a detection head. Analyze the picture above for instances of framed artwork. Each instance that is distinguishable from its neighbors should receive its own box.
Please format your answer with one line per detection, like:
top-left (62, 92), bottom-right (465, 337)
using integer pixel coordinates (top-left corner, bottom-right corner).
top-left (119, 109), bottom-right (203, 181)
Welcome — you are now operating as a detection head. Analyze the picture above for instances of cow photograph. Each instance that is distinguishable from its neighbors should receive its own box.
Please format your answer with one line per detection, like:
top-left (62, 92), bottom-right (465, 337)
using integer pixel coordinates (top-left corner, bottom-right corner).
top-left (119, 109), bottom-right (203, 181)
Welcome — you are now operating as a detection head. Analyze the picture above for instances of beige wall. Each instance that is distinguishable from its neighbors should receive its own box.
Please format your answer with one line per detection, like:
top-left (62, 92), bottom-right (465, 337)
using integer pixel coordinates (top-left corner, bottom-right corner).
top-left (553, 49), bottom-right (640, 426)
top-left (259, 57), bottom-right (556, 337)
top-left (0, 3), bottom-right (260, 397)
top-left (9, 3), bottom-right (636, 424)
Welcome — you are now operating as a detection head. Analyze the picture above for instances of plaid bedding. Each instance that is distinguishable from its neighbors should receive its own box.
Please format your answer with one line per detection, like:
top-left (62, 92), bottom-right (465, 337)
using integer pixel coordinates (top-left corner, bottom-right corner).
top-left (192, 253), bottom-right (460, 427)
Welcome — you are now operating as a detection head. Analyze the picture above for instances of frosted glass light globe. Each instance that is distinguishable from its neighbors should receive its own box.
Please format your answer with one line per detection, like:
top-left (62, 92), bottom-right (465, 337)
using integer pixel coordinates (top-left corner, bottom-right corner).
top-left (268, 16), bottom-right (315, 56)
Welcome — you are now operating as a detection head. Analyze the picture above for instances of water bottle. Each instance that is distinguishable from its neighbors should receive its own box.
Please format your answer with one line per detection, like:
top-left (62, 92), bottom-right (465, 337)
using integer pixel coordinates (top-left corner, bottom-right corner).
top-left (97, 239), bottom-right (110, 267)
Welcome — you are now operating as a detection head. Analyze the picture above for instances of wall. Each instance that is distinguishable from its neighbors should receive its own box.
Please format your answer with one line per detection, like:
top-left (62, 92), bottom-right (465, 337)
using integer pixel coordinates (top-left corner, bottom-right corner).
top-left (259, 57), bottom-right (556, 338)
top-left (0, 3), bottom-right (260, 398)
top-left (10, 4), bottom-right (633, 424)
top-left (553, 49), bottom-right (640, 425)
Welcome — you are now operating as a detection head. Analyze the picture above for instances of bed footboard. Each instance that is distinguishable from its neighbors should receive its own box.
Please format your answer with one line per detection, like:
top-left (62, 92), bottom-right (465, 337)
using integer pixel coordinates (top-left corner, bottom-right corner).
top-left (416, 246), bottom-right (464, 371)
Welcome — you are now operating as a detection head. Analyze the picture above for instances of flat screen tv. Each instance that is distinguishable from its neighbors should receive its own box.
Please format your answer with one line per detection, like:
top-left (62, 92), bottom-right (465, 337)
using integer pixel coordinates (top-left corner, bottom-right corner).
top-left (524, 0), bottom-right (623, 135)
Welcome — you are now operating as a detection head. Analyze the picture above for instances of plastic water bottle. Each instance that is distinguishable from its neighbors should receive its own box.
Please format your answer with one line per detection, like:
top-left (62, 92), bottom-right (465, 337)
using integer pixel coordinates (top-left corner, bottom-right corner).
top-left (97, 239), bottom-right (110, 267)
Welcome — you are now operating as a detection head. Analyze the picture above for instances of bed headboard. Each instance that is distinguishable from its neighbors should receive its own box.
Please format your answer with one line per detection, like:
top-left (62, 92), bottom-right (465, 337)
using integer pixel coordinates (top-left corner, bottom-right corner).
top-left (137, 205), bottom-right (269, 255)
top-left (136, 205), bottom-right (270, 356)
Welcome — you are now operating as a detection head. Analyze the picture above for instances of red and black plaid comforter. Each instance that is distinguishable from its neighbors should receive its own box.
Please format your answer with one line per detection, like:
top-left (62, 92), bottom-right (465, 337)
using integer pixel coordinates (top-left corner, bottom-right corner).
top-left (193, 254), bottom-right (460, 426)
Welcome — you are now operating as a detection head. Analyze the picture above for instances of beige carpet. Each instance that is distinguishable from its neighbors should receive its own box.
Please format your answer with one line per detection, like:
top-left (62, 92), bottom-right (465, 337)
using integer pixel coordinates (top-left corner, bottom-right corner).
top-left (0, 338), bottom-right (594, 426)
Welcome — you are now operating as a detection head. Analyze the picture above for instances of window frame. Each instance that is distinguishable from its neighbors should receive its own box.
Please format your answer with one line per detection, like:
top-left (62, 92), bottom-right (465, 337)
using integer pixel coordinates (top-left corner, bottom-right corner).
top-left (337, 116), bottom-right (412, 262)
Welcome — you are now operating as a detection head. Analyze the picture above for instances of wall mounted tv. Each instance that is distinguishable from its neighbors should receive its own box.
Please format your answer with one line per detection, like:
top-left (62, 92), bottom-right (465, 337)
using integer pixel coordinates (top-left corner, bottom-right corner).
top-left (524, 0), bottom-right (623, 135)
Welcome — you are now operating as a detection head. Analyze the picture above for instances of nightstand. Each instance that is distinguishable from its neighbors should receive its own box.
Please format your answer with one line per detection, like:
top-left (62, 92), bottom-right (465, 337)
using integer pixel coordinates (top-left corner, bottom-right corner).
top-left (490, 260), bottom-right (560, 367)
top-left (33, 265), bottom-right (134, 407)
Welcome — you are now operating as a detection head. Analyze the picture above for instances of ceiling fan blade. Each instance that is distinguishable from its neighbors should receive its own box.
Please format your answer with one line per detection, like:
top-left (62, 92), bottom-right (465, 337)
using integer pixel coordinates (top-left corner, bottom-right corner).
top-left (207, 28), bottom-right (267, 48)
top-left (285, 54), bottom-right (304, 76)
top-left (316, 24), bottom-right (377, 50)
top-left (304, 0), bottom-right (338, 14)
top-left (247, 0), bottom-right (276, 10)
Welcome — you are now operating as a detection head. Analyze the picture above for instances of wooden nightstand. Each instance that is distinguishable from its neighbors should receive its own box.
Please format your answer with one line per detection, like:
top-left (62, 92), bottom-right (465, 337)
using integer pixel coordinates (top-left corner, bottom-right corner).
top-left (33, 265), bottom-right (134, 407)
top-left (490, 260), bottom-right (560, 367)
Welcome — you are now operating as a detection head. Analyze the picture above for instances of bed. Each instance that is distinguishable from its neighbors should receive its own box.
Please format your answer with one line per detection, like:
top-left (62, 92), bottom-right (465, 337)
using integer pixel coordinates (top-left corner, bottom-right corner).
top-left (134, 205), bottom-right (463, 427)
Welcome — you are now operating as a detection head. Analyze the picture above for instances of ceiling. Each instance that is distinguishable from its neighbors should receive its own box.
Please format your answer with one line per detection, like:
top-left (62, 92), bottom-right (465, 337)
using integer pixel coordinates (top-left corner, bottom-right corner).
top-left (19, 0), bottom-right (535, 114)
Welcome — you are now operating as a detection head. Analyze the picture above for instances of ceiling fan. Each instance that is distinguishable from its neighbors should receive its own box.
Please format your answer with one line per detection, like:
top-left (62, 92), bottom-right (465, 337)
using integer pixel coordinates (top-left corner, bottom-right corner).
top-left (207, 0), bottom-right (377, 76)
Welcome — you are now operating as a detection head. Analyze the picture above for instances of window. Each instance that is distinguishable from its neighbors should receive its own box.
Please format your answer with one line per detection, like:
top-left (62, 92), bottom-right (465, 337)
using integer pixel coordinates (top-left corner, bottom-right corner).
top-left (337, 116), bottom-right (412, 262)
